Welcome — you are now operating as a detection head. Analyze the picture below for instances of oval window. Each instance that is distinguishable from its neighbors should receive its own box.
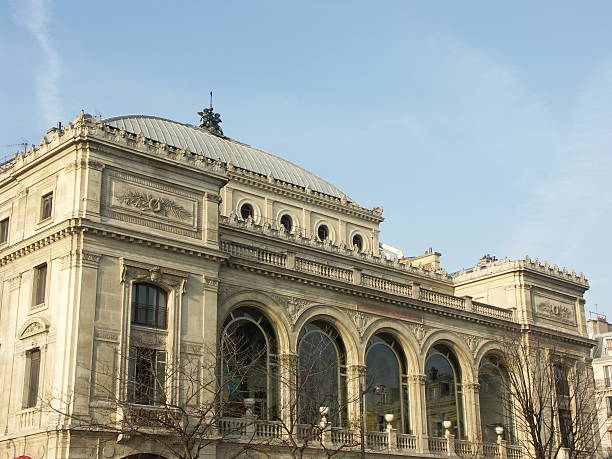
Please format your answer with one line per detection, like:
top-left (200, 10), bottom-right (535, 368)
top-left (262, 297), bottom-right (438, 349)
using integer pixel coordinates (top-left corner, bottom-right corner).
top-left (352, 234), bottom-right (363, 251)
top-left (280, 214), bottom-right (293, 232)
top-left (317, 224), bottom-right (329, 241)
top-left (240, 203), bottom-right (254, 220)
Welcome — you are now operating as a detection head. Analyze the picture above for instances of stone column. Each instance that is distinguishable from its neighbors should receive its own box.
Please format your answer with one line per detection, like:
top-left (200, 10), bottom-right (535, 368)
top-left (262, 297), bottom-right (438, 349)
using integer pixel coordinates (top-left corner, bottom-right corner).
top-left (338, 219), bottom-right (346, 246)
top-left (302, 209), bottom-right (311, 238)
top-left (462, 382), bottom-right (481, 442)
top-left (278, 353), bottom-right (298, 434)
top-left (348, 364), bottom-right (367, 448)
top-left (408, 373), bottom-right (429, 454)
top-left (83, 160), bottom-right (105, 217)
top-left (222, 186), bottom-right (233, 216)
top-left (203, 192), bottom-right (221, 247)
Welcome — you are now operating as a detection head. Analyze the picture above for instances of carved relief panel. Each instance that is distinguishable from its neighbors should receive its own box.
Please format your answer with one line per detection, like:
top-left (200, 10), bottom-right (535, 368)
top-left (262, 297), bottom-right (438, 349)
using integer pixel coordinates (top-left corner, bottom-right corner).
top-left (101, 168), bottom-right (201, 238)
top-left (534, 292), bottom-right (577, 326)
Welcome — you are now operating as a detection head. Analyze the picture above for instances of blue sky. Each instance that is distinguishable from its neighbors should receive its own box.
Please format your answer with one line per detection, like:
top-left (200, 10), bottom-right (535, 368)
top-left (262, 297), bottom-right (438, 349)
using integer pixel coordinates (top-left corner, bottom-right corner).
top-left (2, 1), bottom-right (611, 317)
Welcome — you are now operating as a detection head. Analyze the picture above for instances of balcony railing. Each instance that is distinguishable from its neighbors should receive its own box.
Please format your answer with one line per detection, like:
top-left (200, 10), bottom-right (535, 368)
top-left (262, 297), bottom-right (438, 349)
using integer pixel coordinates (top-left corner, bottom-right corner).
top-left (216, 417), bottom-right (522, 457)
top-left (220, 239), bottom-right (515, 323)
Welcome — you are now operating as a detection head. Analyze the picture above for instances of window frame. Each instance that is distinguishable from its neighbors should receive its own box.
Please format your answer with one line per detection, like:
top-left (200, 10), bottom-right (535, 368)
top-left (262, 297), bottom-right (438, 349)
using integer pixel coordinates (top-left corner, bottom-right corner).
top-left (131, 283), bottom-right (168, 329)
top-left (0, 217), bottom-right (9, 244)
top-left (32, 263), bottom-right (48, 307)
top-left (127, 346), bottom-right (167, 406)
top-left (24, 348), bottom-right (41, 408)
top-left (40, 191), bottom-right (54, 221)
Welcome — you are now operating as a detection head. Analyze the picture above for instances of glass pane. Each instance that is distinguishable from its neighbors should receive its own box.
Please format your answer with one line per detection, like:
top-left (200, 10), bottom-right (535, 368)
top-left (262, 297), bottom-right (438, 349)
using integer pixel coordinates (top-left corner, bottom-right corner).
top-left (365, 343), bottom-right (402, 432)
top-left (426, 351), bottom-right (459, 438)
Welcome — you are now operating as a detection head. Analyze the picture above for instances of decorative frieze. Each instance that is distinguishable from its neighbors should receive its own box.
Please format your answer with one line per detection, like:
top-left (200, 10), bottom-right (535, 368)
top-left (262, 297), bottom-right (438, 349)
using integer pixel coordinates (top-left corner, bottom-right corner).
top-left (18, 318), bottom-right (49, 339)
top-left (203, 276), bottom-right (220, 291)
top-left (120, 258), bottom-right (188, 294)
top-left (182, 342), bottom-right (203, 354)
top-left (7, 273), bottom-right (21, 290)
top-left (115, 189), bottom-right (193, 221)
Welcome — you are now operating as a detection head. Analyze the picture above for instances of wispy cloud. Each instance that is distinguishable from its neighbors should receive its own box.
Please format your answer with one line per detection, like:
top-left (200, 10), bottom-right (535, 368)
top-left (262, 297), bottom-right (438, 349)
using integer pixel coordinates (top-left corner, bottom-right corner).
top-left (11, 0), bottom-right (61, 126)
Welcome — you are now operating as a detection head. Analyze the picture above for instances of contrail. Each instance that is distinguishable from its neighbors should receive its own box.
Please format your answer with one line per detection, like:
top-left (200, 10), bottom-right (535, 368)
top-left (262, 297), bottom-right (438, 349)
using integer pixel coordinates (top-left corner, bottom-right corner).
top-left (11, 0), bottom-right (62, 127)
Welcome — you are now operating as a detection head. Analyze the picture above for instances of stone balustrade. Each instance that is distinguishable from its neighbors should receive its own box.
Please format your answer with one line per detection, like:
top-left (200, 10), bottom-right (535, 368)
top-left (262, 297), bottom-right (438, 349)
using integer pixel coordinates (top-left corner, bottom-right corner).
top-left (220, 239), bottom-right (515, 323)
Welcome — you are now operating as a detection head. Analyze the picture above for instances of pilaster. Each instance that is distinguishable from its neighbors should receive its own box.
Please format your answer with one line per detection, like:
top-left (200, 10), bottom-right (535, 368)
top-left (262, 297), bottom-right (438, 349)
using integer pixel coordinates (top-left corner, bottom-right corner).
top-left (408, 373), bottom-right (429, 454)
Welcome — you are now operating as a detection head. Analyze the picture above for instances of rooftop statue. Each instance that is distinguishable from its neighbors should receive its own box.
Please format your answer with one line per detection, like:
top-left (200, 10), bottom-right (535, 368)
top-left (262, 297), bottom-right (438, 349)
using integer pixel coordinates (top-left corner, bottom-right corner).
top-left (198, 106), bottom-right (224, 136)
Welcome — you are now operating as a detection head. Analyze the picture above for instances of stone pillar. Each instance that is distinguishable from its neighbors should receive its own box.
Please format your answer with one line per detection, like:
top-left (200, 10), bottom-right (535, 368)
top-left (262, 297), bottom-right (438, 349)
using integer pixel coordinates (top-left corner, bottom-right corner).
top-left (338, 219), bottom-right (346, 246)
top-left (203, 192), bottom-right (221, 247)
top-left (302, 209), bottom-right (311, 238)
top-left (411, 282), bottom-right (421, 300)
top-left (408, 373), bottom-right (429, 454)
top-left (575, 297), bottom-right (587, 336)
top-left (83, 160), bottom-right (105, 217)
top-left (348, 364), bottom-right (367, 447)
top-left (463, 382), bottom-right (481, 442)
top-left (264, 196), bottom-right (273, 223)
top-left (222, 186), bottom-right (233, 216)
top-left (278, 353), bottom-right (298, 433)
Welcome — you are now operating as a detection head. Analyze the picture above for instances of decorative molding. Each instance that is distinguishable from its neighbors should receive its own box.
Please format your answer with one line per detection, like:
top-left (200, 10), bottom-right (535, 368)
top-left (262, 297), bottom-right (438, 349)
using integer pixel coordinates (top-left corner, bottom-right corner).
top-left (407, 323), bottom-right (432, 344)
top-left (408, 373), bottom-right (427, 385)
top-left (203, 276), bottom-right (220, 291)
top-left (94, 327), bottom-right (120, 342)
top-left (461, 333), bottom-right (483, 355)
top-left (120, 258), bottom-right (188, 294)
top-left (87, 160), bottom-right (105, 170)
top-left (7, 273), bottom-right (21, 290)
top-left (115, 189), bottom-right (193, 221)
top-left (182, 342), bottom-right (203, 354)
top-left (348, 311), bottom-right (374, 338)
top-left (269, 293), bottom-right (310, 326)
top-left (0, 226), bottom-right (78, 268)
top-left (18, 318), bottom-right (49, 340)
top-left (130, 329), bottom-right (166, 347)
top-left (535, 294), bottom-right (576, 325)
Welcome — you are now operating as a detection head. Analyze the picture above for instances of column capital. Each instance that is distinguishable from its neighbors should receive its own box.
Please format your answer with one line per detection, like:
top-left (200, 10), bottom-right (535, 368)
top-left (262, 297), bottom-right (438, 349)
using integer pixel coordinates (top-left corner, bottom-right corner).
top-left (408, 373), bottom-right (427, 385)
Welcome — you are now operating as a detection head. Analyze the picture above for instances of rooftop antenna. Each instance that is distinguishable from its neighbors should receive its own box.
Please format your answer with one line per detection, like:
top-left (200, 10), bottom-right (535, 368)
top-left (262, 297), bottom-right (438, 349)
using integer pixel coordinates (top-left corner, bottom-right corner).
top-left (210, 91), bottom-right (213, 109)
top-left (6, 139), bottom-right (29, 153)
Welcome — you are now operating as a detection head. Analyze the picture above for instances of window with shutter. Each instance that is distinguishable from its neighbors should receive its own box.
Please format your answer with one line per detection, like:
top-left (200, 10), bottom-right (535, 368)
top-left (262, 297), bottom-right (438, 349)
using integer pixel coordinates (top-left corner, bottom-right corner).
top-left (25, 349), bottom-right (41, 408)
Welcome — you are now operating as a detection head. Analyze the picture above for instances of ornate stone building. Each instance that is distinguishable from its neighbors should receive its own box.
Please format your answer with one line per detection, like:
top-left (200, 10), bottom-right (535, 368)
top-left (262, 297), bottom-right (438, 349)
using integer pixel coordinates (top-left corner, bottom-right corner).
top-left (0, 111), bottom-right (595, 458)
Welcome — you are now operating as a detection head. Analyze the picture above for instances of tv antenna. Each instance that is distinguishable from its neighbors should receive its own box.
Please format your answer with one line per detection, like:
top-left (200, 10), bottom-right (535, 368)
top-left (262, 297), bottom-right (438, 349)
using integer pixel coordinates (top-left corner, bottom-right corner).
top-left (209, 91), bottom-right (213, 109)
top-left (6, 139), bottom-right (29, 153)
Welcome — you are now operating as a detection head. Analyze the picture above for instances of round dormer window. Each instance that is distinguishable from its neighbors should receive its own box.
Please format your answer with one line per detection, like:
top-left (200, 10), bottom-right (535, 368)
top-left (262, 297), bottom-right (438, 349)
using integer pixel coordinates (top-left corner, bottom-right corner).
top-left (317, 224), bottom-right (329, 242)
top-left (352, 234), bottom-right (363, 252)
top-left (280, 214), bottom-right (293, 232)
top-left (240, 203), bottom-right (254, 220)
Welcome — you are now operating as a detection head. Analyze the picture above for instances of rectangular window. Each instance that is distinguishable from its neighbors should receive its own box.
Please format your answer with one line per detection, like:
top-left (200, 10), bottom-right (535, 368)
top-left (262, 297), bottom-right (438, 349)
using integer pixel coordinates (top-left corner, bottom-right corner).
top-left (607, 396), bottom-right (612, 417)
top-left (40, 192), bottom-right (53, 220)
top-left (127, 347), bottom-right (166, 405)
top-left (33, 263), bottom-right (47, 306)
top-left (25, 349), bottom-right (41, 408)
top-left (605, 365), bottom-right (612, 387)
top-left (0, 217), bottom-right (8, 243)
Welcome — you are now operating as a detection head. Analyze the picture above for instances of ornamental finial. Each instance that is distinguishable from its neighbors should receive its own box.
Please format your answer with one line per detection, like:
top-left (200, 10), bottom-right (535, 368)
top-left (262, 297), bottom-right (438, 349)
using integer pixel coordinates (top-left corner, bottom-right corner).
top-left (198, 91), bottom-right (224, 136)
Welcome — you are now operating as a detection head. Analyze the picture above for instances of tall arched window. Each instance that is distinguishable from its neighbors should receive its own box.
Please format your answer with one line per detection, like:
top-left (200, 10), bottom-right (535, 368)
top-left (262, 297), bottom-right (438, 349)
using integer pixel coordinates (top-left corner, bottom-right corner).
top-left (425, 343), bottom-right (465, 438)
top-left (479, 356), bottom-right (515, 443)
top-left (365, 334), bottom-right (410, 433)
top-left (221, 308), bottom-right (278, 420)
top-left (298, 320), bottom-right (347, 426)
top-left (132, 283), bottom-right (167, 329)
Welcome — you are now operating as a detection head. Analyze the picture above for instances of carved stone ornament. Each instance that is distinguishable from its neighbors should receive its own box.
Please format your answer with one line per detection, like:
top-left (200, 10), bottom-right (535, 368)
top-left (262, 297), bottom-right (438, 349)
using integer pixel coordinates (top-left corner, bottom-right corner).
top-left (203, 276), bottom-right (220, 290)
top-left (461, 333), bottom-right (483, 355)
top-left (18, 318), bottom-right (49, 339)
top-left (120, 259), bottom-right (188, 294)
top-left (349, 311), bottom-right (373, 338)
top-left (115, 189), bottom-right (192, 221)
top-left (536, 296), bottom-right (575, 324)
top-left (269, 293), bottom-right (310, 326)
top-left (94, 327), bottom-right (119, 342)
top-left (407, 322), bottom-right (430, 344)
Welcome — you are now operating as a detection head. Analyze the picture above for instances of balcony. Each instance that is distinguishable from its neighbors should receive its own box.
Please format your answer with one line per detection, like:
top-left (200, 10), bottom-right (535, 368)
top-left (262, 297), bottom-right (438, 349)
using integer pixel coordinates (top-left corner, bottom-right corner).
top-left (218, 417), bottom-right (523, 457)
top-left (219, 238), bottom-right (514, 323)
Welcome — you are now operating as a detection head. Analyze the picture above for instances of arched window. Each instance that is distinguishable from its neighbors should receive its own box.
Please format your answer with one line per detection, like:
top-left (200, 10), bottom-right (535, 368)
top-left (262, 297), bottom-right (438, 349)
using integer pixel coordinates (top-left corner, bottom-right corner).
top-left (221, 307), bottom-right (278, 419)
top-left (352, 234), bottom-right (363, 252)
top-left (479, 356), bottom-right (515, 443)
top-left (425, 344), bottom-right (465, 438)
top-left (132, 283), bottom-right (167, 329)
top-left (298, 320), bottom-right (347, 426)
top-left (365, 334), bottom-right (410, 433)
top-left (317, 224), bottom-right (329, 242)
top-left (240, 203), bottom-right (254, 220)
top-left (280, 214), bottom-right (293, 232)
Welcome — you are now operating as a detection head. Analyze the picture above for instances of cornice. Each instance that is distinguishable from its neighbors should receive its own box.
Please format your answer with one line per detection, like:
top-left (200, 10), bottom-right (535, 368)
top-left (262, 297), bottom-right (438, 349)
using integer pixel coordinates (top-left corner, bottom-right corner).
top-left (223, 255), bottom-right (520, 331)
top-left (521, 324), bottom-right (595, 348)
top-left (452, 256), bottom-right (588, 289)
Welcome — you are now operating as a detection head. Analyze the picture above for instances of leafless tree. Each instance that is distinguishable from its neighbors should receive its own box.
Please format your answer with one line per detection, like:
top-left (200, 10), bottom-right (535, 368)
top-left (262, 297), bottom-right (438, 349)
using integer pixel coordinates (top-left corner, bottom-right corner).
top-left (42, 330), bottom-right (264, 459)
top-left (499, 330), bottom-right (602, 459)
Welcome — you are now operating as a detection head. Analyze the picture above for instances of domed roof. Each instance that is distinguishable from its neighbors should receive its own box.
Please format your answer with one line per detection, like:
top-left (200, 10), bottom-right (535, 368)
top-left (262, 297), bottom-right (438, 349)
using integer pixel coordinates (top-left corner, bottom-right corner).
top-left (103, 115), bottom-right (352, 201)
